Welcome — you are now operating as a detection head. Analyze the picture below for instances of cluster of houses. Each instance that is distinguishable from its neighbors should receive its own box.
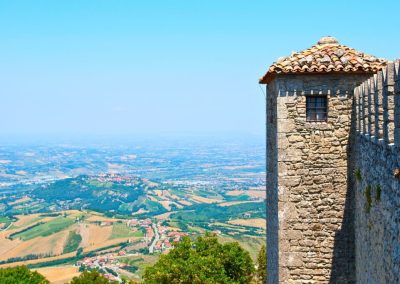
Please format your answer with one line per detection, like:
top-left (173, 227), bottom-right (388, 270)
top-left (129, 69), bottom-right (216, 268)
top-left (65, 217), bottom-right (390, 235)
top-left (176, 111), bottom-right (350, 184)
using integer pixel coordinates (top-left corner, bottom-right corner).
top-left (75, 217), bottom-right (190, 282)
top-left (77, 253), bottom-right (126, 283)
top-left (153, 231), bottom-right (187, 252)
top-left (94, 173), bottom-right (139, 186)
top-left (127, 217), bottom-right (188, 253)
top-left (126, 218), bottom-right (154, 243)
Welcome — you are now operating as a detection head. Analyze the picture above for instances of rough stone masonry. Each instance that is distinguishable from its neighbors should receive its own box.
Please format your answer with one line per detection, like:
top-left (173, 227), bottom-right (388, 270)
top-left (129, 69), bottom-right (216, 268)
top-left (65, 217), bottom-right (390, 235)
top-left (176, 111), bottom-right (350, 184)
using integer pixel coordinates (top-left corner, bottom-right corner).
top-left (260, 37), bottom-right (400, 283)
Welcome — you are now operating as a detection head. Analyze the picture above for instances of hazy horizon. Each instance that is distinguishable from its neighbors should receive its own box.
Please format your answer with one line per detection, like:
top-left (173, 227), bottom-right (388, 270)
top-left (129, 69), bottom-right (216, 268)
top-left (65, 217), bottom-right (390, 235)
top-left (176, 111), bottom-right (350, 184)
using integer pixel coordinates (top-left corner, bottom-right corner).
top-left (0, 131), bottom-right (266, 147)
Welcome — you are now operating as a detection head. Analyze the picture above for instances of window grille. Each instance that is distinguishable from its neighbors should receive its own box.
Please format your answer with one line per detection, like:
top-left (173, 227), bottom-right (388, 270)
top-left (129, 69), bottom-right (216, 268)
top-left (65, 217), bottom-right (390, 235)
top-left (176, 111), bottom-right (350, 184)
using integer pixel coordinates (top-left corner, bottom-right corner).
top-left (306, 96), bottom-right (327, 122)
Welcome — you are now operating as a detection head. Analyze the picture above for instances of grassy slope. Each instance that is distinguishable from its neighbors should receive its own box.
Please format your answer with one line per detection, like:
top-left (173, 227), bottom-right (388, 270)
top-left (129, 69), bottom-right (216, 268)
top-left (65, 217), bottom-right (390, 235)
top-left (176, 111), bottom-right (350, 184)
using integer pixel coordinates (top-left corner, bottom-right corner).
top-left (218, 234), bottom-right (265, 261)
top-left (0, 217), bottom-right (11, 223)
top-left (11, 217), bottom-right (74, 241)
top-left (109, 223), bottom-right (143, 239)
top-left (119, 255), bottom-right (159, 280)
top-left (63, 231), bottom-right (82, 253)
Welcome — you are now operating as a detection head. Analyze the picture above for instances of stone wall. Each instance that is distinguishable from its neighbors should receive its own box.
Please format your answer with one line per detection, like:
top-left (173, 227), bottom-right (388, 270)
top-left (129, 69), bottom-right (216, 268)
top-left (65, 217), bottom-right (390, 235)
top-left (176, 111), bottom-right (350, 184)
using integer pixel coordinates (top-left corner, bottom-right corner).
top-left (352, 61), bottom-right (400, 283)
top-left (266, 73), bottom-right (370, 283)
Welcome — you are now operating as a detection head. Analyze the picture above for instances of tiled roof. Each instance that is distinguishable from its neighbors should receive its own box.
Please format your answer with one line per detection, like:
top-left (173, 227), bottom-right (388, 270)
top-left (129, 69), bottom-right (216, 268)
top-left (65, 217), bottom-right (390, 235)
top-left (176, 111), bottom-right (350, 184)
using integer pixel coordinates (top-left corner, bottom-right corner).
top-left (259, 36), bottom-right (387, 84)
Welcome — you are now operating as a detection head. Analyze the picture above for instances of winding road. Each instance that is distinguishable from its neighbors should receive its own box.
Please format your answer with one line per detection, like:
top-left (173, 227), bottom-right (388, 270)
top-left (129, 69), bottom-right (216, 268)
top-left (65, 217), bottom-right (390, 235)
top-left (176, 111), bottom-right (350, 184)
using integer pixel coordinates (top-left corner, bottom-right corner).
top-left (148, 223), bottom-right (159, 254)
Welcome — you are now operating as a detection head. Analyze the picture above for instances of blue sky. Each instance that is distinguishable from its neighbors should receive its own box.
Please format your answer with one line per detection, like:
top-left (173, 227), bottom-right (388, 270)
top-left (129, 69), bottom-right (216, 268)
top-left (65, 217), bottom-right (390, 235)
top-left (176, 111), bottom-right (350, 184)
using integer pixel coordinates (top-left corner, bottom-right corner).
top-left (1, 0), bottom-right (399, 140)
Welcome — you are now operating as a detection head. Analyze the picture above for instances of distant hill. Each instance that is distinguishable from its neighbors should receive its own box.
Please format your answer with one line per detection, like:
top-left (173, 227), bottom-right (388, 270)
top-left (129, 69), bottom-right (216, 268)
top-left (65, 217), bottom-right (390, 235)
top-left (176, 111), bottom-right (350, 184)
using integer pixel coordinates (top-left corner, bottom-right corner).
top-left (31, 175), bottom-right (161, 215)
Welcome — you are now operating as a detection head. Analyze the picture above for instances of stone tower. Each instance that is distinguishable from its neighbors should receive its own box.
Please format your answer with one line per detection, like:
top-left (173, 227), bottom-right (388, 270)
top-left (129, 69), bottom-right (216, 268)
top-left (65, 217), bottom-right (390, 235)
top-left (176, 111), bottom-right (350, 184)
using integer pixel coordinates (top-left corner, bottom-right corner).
top-left (259, 37), bottom-right (386, 283)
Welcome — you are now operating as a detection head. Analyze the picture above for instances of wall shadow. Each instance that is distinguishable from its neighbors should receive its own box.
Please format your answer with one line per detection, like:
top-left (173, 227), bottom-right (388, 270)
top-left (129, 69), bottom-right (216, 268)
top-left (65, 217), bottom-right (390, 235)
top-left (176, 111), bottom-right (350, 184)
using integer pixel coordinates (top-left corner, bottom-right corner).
top-left (266, 83), bottom-right (279, 284)
top-left (329, 96), bottom-right (357, 283)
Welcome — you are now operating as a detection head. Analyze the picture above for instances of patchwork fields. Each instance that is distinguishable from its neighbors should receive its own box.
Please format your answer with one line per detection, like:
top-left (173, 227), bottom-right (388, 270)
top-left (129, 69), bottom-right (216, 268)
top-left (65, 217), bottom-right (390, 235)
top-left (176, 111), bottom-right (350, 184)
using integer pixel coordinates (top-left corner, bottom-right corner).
top-left (0, 174), bottom-right (266, 282)
top-left (0, 211), bottom-right (143, 265)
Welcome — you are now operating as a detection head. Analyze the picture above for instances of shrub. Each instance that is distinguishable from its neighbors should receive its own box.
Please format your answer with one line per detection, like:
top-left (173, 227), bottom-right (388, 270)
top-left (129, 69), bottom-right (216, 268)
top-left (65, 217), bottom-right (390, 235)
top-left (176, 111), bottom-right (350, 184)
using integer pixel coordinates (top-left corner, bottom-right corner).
top-left (69, 270), bottom-right (116, 284)
top-left (376, 184), bottom-right (381, 202)
top-left (143, 233), bottom-right (254, 284)
top-left (63, 231), bottom-right (82, 253)
top-left (255, 245), bottom-right (266, 284)
top-left (365, 185), bottom-right (372, 213)
top-left (0, 266), bottom-right (49, 284)
top-left (354, 169), bottom-right (362, 181)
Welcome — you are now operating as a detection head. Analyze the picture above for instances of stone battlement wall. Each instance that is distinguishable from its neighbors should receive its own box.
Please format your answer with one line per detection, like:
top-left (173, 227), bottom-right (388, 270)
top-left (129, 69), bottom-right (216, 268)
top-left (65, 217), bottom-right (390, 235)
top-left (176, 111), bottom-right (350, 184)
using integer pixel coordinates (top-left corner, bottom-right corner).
top-left (266, 61), bottom-right (400, 283)
top-left (266, 73), bottom-right (370, 283)
top-left (352, 61), bottom-right (400, 283)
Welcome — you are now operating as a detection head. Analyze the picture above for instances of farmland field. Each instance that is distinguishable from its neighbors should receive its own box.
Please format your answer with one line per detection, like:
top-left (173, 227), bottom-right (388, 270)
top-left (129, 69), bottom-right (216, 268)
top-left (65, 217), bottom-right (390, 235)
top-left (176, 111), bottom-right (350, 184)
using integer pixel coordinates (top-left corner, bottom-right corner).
top-left (110, 223), bottom-right (144, 239)
top-left (34, 266), bottom-right (80, 284)
top-left (79, 223), bottom-right (112, 248)
top-left (118, 255), bottom-right (160, 281)
top-left (228, 218), bottom-right (266, 229)
top-left (10, 217), bottom-right (74, 241)
top-left (63, 231), bottom-right (82, 253)
top-left (0, 216), bottom-right (12, 223)
top-left (225, 190), bottom-right (266, 199)
top-left (11, 215), bottom-right (42, 229)
top-left (218, 200), bottom-right (260, 207)
top-left (0, 211), bottom-right (147, 266)
top-left (0, 230), bottom-right (70, 261)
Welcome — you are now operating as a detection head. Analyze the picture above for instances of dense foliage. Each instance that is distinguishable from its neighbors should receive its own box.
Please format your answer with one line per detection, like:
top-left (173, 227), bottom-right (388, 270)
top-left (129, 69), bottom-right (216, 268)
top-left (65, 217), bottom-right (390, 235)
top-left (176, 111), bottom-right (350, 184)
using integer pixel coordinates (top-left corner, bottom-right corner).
top-left (63, 231), bottom-right (83, 253)
top-left (172, 202), bottom-right (266, 224)
top-left (32, 176), bottom-right (146, 214)
top-left (143, 233), bottom-right (254, 284)
top-left (69, 270), bottom-right (116, 284)
top-left (0, 266), bottom-right (49, 284)
top-left (255, 245), bottom-right (266, 283)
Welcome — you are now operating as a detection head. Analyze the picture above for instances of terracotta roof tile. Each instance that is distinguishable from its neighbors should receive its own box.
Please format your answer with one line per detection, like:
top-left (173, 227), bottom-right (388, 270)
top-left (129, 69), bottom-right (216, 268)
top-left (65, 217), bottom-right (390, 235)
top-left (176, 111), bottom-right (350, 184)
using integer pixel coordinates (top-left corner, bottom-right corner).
top-left (259, 36), bottom-right (387, 84)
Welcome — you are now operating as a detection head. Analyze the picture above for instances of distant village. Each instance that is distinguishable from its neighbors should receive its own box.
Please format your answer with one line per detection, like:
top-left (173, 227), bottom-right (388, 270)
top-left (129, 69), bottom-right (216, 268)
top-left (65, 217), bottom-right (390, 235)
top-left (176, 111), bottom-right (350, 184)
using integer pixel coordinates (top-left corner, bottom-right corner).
top-left (76, 217), bottom-right (189, 282)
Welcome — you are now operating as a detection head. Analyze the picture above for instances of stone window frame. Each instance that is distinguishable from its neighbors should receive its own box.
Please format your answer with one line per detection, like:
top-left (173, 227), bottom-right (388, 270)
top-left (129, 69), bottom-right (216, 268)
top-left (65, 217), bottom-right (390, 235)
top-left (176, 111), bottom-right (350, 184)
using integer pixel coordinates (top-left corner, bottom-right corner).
top-left (306, 95), bottom-right (328, 122)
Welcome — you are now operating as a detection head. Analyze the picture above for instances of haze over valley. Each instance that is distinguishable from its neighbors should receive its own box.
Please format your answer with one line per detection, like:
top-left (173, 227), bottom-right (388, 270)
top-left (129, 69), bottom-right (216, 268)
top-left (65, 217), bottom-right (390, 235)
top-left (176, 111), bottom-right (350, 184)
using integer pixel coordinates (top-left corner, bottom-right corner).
top-left (0, 137), bottom-right (266, 282)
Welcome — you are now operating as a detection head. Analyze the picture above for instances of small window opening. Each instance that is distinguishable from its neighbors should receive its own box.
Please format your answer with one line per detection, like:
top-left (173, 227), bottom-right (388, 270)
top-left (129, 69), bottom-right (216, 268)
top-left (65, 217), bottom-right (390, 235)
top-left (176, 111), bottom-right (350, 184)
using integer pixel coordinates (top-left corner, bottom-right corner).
top-left (306, 96), bottom-right (327, 122)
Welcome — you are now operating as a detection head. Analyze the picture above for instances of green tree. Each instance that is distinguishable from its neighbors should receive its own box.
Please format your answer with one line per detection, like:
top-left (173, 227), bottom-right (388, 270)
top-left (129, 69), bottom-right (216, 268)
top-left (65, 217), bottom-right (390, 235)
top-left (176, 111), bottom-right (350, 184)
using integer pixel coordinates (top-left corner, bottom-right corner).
top-left (255, 245), bottom-right (266, 283)
top-left (0, 266), bottom-right (49, 284)
top-left (143, 233), bottom-right (254, 284)
top-left (69, 270), bottom-right (117, 284)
